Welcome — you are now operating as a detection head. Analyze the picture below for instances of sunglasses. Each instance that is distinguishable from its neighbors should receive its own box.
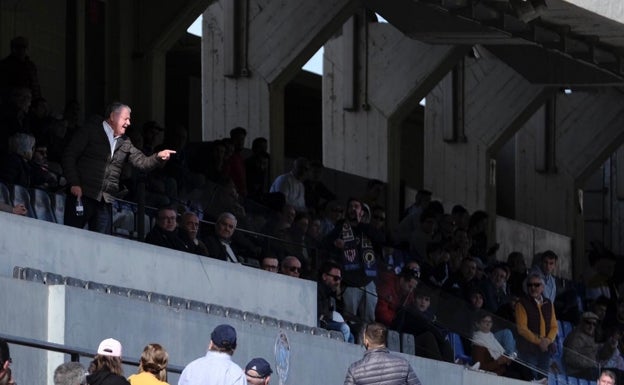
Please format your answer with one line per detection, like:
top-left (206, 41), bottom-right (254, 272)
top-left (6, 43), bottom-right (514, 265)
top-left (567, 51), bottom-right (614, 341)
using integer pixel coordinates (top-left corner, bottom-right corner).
top-left (527, 283), bottom-right (542, 288)
top-left (326, 273), bottom-right (342, 281)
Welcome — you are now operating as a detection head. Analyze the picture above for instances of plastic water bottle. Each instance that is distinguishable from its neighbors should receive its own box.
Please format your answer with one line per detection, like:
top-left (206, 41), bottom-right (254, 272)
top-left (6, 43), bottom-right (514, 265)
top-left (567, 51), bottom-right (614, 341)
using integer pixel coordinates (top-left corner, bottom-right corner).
top-left (75, 197), bottom-right (84, 216)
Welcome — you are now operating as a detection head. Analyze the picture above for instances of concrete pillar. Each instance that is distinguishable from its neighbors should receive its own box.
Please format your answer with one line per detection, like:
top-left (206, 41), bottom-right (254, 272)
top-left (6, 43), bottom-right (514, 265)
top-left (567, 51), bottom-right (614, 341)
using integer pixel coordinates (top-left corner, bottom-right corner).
top-left (515, 88), bottom-right (624, 277)
top-left (425, 52), bottom-right (551, 213)
top-left (323, 20), bottom-right (467, 222)
top-left (201, 0), bottom-right (360, 176)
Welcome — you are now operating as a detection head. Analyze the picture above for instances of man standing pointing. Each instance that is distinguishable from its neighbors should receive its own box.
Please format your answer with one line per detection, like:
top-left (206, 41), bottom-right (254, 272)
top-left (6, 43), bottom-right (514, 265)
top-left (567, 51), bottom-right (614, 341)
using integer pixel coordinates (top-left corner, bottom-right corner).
top-left (63, 102), bottom-right (175, 233)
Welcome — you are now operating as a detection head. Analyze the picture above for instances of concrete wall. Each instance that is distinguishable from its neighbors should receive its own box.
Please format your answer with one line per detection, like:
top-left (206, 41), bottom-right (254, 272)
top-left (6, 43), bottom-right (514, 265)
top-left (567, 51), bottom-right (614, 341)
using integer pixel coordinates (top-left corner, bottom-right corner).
top-left (0, 212), bottom-right (315, 325)
top-left (496, 215), bottom-right (573, 278)
top-left (2, 276), bottom-right (530, 385)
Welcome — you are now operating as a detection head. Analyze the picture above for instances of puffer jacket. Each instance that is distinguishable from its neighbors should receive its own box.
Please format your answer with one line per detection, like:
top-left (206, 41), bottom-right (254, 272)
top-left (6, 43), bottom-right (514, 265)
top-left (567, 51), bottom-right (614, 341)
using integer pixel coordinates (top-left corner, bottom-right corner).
top-left (63, 121), bottom-right (162, 203)
top-left (344, 348), bottom-right (421, 385)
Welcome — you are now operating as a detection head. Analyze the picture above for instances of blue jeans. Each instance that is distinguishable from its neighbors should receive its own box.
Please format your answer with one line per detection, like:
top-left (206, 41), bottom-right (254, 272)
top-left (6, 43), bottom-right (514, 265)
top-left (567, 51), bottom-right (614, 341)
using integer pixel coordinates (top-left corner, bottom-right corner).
top-left (325, 320), bottom-right (354, 343)
top-left (519, 349), bottom-right (551, 380)
top-left (494, 329), bottom-right (517, 355)
top-left (343, 281), bottom-right (377, 323)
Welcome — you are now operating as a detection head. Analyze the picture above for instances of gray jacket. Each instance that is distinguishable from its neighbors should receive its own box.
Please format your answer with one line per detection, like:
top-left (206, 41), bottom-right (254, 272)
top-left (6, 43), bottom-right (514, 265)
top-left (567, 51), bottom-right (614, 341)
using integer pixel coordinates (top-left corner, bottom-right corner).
top-left (344, 348), bottom-right (421, 385)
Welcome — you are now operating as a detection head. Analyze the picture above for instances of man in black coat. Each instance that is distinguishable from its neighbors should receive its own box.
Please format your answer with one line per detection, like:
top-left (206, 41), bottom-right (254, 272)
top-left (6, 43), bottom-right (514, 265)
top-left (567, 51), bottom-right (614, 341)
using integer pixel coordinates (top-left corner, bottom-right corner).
top-left (62, 102), bottom-right (175, 233)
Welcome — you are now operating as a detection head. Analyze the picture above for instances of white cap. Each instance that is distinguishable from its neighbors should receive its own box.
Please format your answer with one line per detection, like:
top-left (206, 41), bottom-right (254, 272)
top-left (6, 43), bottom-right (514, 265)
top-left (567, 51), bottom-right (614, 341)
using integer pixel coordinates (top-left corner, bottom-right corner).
top-left (97, 338), bottom-right (122, 357)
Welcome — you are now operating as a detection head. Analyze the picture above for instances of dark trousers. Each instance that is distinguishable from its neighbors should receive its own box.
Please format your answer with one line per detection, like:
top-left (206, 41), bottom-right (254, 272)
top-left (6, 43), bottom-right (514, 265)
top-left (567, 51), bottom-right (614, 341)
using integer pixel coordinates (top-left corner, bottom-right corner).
top-left (64, 194), bottom-right (112, 234)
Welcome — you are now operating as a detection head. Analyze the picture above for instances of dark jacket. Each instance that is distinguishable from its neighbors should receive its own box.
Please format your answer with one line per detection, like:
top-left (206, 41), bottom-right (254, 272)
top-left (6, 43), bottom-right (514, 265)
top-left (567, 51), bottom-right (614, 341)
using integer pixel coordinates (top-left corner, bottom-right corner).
top-left (344, 348), bottom-right (421, 385)
top-left (63, 121), bottom-right (162, 203)
top-left (144, 226), bottom-right (188, 252)
top-left (317, 280), bottom-right (336, 323)
top-left (87, 369), bottom-right (129, 385)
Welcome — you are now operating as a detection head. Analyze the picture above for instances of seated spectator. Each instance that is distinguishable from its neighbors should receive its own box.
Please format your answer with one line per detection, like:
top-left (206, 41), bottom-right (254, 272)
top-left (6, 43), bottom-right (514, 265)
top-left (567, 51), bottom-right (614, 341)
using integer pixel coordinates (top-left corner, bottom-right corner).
top-left (128, 343), bottom-right (169, 385)
top-left (515, 273), bottom-right (558, 381)
top-left (420, 242), bottom-right (450, 288)
top-left (205, 212), bottom-right (244, 263)
top-left (144, 207), bottom-right (187, 252)
top-left (317, 260), bottom-right (353, 342)
top-left (408, 208), bottom-right (438, 260)
top-left (0, 132), bottom-right (37, 186)
top-left (178, 212), bottom-right (209, 256)
top-left (442, 256), bottom-right (481, 298)
top-left (318, 200), bottom-right (343, 237)
top-left (279, 256), bottom-right (301, 278)
top-left (591, 295), bottom-right (610, 343)
top-left (88, 338), bottom-right (130, 385)
top-left (471, 310), bottom-right (514, 376)
top-left (30, 144), bottom-right (65, 190)
top-left (375, 265), bottom-right (420, 328)
top-left (260, 254), bottom-right (279, 273)
top-left (481, 264), bottom-right (511, 313)
top-left (394, 287), bottom-right (454, 363)
top-left (269, 157), bottom-right (308, 212)
top-left (564, 312), bottom-right (616, 380)
top-left (54, 362), bottom-right (86, 385)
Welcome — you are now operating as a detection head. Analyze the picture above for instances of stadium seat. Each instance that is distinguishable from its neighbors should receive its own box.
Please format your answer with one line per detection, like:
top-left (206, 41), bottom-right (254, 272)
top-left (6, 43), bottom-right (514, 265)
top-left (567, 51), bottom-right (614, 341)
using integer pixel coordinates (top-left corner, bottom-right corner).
top-left (387, 329), bottom-right (401, 352)
top-left (188, 300), bottom-right (208, 312)
top-left (64, 277), bottom-right (87, 288)
top-left (261, 316), bottom-right (278, 327)
top-left (311, 327), bottom-right (331, 338)
top-left (578, 378), bottom-right (589, 385)
top-left (12, 266), bottom-right (23, 279)
top-left (278, 320), bottom-right (295, 330)
top-left (12, 184), bottom-right (35, 218)
top-left (294, 323), bottom-right (312, 333)
top-left (86, 281), bottom-right (108, 293)
top-left (448, 332), bottom-right (472, 364)
top-left (53, 192), bottom-right (65, 224)
top-left (243, 312), bottom-right (262, 323)
top-left (129, 289), bottom-right (149, 301)
top-left (208, 304), bottom-right (225, 316)
top-left (329, 330), bottom-right (344, 341)
top-left (167, 296), bottom-right (187, 308)
top-left (0, 182), bottom-right (12, 206)
top-left (401, 333), bottom-right (415, 355)
top-left (147, 293), bottom-right (169, 306)
top-left (225, 307), bottom-right (244, 320)
top-left (29, 188), bottom-right (56, 222)
top-left (22, 267), bottom-right (44, 283)
top-left (43, 272), bottom-right (63, 285)
top-left (109, 285), bottom-right (130, 297)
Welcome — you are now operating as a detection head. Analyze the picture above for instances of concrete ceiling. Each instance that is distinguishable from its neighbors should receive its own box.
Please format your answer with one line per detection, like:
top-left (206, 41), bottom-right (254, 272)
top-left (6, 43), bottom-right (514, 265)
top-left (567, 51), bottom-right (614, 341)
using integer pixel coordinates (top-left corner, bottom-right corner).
top-left (364, 0), bottom-right (624, 86)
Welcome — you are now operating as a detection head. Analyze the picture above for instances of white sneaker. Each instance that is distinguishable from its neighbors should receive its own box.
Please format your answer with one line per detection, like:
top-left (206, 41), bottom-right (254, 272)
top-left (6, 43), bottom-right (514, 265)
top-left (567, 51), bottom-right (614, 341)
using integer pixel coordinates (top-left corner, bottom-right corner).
top-left (469, 362), bottom-right (481, 370)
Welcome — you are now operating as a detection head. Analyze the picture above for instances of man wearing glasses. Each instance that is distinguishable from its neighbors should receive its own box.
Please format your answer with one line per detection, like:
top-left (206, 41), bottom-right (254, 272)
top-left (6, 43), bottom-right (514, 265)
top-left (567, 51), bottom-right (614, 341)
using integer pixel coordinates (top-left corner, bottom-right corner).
top-left (515, 273), bottom-right (559, 382)
top-left (318, 260), bottom-right (353, 342)
top-left (144, 207), bottom-right (187, 252)
top-left (279, 256), bottom-right (302, 278)
top-left (563, 312), bottom-right (618, 379)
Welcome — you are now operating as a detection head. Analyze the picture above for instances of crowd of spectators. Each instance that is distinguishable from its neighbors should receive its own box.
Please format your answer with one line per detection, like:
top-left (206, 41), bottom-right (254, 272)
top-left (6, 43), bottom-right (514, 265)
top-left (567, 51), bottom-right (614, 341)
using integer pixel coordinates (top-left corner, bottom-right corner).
top-left (4, 34), bottom-right (624, 385)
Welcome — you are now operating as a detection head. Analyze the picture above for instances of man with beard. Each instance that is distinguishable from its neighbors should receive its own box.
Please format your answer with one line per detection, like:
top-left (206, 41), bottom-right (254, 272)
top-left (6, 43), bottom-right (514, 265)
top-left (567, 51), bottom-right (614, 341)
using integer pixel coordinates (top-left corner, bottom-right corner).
top-left (326, 197), bottom-right (383, 324)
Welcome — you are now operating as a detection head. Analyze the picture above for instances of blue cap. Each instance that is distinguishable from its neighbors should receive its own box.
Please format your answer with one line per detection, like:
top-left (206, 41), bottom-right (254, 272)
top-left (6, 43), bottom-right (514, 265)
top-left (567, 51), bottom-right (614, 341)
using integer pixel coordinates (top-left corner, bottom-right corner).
top-left (211, 324), bottom-right (237, 349)
top-left (245, 357), bottom-right (272, 378)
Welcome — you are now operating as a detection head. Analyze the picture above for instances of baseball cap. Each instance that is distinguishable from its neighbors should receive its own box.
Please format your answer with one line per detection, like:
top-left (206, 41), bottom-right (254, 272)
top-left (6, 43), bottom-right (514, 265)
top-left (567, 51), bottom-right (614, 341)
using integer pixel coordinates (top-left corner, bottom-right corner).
top-left (211, 324), bottom-right (237, 349)
top-left (581, 312), bottom-right (600, 321)
top-left (245, 358), bottom-right (272, 378)
top-left (97, 338), bottom-right (122, 357)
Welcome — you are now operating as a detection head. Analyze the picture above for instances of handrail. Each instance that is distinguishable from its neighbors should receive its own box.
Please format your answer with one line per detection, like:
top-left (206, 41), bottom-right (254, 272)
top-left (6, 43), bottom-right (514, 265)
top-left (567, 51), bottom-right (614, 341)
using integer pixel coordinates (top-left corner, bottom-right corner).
top-left (0, 333), bottom-right (185, 374)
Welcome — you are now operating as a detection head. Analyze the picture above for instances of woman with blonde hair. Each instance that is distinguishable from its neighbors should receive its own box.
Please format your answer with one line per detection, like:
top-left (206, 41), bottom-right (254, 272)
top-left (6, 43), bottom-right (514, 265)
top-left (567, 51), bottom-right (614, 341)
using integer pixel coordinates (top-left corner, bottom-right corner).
top-left (128, 344), bottom-right (169, 385)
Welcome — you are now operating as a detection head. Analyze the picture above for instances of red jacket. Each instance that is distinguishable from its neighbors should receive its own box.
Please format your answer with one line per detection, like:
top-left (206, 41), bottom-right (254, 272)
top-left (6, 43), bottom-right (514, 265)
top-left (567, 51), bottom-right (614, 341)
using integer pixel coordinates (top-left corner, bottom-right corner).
top-left (375, 272), bottom-right (415, 327)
